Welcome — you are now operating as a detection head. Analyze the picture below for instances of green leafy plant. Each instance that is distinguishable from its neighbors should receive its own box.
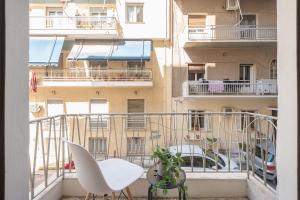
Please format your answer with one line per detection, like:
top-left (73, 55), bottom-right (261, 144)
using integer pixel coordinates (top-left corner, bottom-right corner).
top-left (151, 146), bottom-right (187, 195)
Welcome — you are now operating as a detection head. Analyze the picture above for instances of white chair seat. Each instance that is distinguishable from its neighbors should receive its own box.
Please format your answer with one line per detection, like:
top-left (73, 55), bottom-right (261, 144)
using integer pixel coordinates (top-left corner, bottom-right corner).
top-left (98, 158), bottom-right (144, 191)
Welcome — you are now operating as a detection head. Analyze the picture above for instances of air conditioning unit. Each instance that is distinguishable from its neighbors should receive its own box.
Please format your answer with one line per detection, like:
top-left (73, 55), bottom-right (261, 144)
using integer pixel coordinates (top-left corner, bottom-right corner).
top-left (223, 107), bottom-right (234, 116)
top-left (226, 0), bottom-right (239, 11)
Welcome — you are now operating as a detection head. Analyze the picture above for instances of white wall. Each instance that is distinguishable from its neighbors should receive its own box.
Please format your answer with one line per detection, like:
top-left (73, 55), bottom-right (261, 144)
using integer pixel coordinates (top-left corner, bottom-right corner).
top-left (5, 0), bottom-right (29, 199)
top-left (277, 0), bottom-right (298, 199)
top-left (116, 0), bottom-right (169, 39)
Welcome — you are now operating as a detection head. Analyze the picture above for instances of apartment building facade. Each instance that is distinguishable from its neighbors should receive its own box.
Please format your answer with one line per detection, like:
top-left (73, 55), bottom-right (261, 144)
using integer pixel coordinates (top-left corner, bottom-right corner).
top-left (29, 0), bottom-right (277, 158)
top-left (171, 0), bottom-right (277, 136)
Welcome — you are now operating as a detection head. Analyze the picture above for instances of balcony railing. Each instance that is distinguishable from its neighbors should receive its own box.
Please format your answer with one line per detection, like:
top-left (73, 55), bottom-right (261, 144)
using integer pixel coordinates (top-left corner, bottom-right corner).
top-left (30, 16), bottom-right (116, 30)
top-left (183, 80), bottom-right (278, 96)
top-left (188, 25), bottom-right (277, 41)
top-left (35, 68), bottom-right (153, 82)
top-left (29, 112), bottom-right (277, 199)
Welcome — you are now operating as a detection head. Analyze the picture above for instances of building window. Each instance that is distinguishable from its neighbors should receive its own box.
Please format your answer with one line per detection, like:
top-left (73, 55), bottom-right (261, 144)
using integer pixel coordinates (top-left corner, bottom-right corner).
top-left (88, 137), bottom-right (107, 155)
top-left (240, 15), bottom-right (256, 39)
top-left (89, 61), bottom-right (108, 78)
top-left (240, 110), bottom-right (255, 130)
top-left (126, 3), bottom-right (143, 23)
top-left (188, 64), bottom-right (205, 81)
top-left (127, 137), bottom-right (145, 155)
top-left (127, 99), bottom-right (145, 129)
top-left (127, 61), bottom-right (145, 70)
top-left (189, 110), bottom-right (205, 130)
top-left (89, 99), bottom-right (109, 129)
top-left (46, 7), bottom-right (63, 28)
top-left (270, 59), bottom-right (277, 80)
top-left (90, 7), bottom-right (108, 17)
top-left (239, 64), bottom-right (254, 82)
top-left (89, 7), bottom-right (108, 27)
top-left (188, 15), bottom-right (206, 28)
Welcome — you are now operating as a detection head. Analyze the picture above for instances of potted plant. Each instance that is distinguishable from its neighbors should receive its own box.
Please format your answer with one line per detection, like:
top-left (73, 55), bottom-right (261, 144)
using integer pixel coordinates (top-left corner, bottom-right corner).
top-left (151, 146), bottom-right (187, 195)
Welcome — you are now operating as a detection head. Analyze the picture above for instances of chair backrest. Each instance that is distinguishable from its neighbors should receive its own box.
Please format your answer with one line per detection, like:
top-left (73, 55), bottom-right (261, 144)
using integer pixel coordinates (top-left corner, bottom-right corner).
top-left (64, 140), bottom-right (112, 195)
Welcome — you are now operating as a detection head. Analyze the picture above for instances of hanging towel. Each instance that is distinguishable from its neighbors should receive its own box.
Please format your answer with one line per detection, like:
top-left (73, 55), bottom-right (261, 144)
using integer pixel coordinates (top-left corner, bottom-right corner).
top-left (208, 80), bottom-right (224, 93)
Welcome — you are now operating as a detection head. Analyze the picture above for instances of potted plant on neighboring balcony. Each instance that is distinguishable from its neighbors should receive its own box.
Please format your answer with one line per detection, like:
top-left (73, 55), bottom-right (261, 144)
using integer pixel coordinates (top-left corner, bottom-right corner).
top-left (151, 146), bottom-right (187, 195)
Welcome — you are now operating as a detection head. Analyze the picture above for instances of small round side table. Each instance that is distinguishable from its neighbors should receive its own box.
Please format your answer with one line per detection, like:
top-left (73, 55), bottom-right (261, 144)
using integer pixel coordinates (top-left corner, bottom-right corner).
top-left (146, 165), bottom-right (186, 200)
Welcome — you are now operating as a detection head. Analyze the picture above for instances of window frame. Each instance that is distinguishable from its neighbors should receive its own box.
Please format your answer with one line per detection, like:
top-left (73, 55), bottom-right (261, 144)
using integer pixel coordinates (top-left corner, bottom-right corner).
top-left (127, 99), bottom-right (145, 129)
top-left (88, 137), bottom-right (107, 156)
top-left (89, 99), bottom-right (109, 129)
top-left (125, 3), bottom-right (144, 24)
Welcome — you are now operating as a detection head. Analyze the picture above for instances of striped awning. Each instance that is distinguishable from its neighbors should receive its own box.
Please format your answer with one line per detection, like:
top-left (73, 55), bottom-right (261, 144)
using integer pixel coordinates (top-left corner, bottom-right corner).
top-left (29, 37), bottom-right (64, 66)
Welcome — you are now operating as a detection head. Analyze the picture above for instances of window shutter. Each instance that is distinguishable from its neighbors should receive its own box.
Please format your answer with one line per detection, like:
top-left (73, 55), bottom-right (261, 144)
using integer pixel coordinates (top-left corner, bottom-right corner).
top-left (127, 99), bottom-right (145, 128)
top-left (188, 15), bottom-right (206, 27)
top-left (204, 112), bottom-right (212, 132)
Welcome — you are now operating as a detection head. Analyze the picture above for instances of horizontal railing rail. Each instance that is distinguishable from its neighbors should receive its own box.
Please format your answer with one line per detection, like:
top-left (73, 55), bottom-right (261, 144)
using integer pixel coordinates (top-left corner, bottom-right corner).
top-left (185, 80), bottom-right (278, 96)
top-left (29, 112), bottom-right (277, 199)
top-left (33, 68), bottom-right (153, 81)
top-left (188, 25), bottom-right (277, 41)
top-left (30, 16), bottom-right (116, 30)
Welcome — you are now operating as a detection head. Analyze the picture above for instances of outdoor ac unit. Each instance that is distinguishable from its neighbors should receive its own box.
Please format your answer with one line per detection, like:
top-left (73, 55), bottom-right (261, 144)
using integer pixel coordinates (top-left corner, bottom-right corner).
top-left (226, 0), bottom-right (239, 11)
top-left (223, 107), bottom-right (234, 115)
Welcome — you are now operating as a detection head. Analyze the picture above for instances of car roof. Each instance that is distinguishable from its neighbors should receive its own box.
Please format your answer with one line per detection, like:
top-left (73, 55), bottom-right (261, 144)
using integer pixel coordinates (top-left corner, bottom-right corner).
top-left (168, 145), bottom-right (204, 156)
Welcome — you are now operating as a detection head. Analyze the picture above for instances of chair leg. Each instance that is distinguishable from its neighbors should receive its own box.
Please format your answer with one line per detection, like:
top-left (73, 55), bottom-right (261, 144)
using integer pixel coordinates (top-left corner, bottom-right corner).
top-left (111, 192), bottom-right (116, 200)
top-left (125, 187), bottom-right (133, 200)
top-left (85, 192), bottom-right (91, 200)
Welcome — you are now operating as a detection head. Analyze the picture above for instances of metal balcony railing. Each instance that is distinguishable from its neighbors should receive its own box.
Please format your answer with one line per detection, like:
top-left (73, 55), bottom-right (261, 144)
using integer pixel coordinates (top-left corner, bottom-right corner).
top-left (188, 25), bottom-right (277, 41)
top-left (34, 68), bottom-right (153, 82)
top-left (29, 112), bottom-right (277, 199)
top-left (184, 80), bottom-right (278, 96)
top-left (30, 16), bottom-right (116, 30)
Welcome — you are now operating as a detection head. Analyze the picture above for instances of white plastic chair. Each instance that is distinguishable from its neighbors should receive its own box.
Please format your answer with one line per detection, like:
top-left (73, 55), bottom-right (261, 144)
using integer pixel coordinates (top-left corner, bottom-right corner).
top-left (64, 140), bottom-right (144, 200)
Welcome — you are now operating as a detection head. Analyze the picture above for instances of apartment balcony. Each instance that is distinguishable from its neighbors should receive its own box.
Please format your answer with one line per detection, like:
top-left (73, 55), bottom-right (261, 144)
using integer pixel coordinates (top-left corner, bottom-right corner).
top-left (182, 80), bottom-right (278, 99)
top-left (29, 16), bottom-right (118, 38)
top-left (184, 25), bottom-right (277, 48)
top-left (29, 112), bottom-right (277, 200)
top-left (34, 68), bottom-right (153, 87)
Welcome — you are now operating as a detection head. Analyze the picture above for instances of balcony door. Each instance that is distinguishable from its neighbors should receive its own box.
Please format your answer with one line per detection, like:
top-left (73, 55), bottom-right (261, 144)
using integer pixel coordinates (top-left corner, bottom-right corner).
top-left (90, 7), bottom-right (108, 28)
top-left (239, 64), bottom-right (255, 82)
top-left (188, 64), bottom-right (205, 81)
top-left (240, 15), bottom-right (256, 39)
top-left (46, 7), bottom-right (63, 28)
top-left (127, 99), bottom-right (145, 129)
top-left (127, 61), bottom-right (145, 78)
top-left (188, 15), bottom-right (206, 40)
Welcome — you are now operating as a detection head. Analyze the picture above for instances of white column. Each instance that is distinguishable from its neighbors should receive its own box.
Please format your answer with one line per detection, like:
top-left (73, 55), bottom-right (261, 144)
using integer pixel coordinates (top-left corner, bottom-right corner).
top-left (277, 0), bottom-right (298, 199)
top-left (5, 0), bottom-right (29, 199)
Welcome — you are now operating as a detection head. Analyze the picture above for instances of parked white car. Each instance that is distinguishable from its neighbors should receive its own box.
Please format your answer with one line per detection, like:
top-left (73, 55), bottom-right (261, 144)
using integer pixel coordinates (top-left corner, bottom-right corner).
top-left (168, 145), bottom-right (239, 172)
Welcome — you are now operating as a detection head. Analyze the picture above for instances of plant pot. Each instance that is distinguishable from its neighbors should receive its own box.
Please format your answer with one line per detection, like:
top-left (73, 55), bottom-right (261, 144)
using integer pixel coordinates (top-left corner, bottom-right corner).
top-left (156, 160), bottom-right (164, 176)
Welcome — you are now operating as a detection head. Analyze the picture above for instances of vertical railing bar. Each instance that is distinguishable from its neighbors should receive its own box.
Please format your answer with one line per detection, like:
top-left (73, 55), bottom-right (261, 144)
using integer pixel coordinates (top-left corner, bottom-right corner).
top-left (39, 121), bottom-right (47, 188)
top-left (45, 118), bottom-right (53, 187)
top-left (52, 117), bottom-right (59, 178)
top-left (76, 115), bottom-right (81, 145)
top-left (83, 116), bottom-right (88, 148)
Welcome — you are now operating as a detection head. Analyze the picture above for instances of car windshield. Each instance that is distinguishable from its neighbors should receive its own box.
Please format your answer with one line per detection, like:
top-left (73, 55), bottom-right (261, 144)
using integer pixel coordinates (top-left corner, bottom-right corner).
top-left (206, 150), bottom-right (226, 167)
top-left (181, 154), bottom-right (224, 169)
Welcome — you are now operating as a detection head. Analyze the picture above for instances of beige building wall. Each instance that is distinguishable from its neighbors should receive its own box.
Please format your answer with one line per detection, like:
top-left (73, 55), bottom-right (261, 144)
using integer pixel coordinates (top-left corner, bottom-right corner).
top-left (171, 0), bottom-right (278, 115)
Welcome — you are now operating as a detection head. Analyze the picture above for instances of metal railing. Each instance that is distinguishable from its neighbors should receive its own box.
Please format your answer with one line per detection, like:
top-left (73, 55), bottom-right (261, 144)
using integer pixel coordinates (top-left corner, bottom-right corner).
top-left (29, 112), bottom-right (277, 199)
top-left (30, 16), bottom-right (116, 30)
top-left (34, 68), bottom-right (153, 81)
top-left (184, 80), bottom-right (278, 96)
top-left (188, 25), bottom-right (277, 41)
